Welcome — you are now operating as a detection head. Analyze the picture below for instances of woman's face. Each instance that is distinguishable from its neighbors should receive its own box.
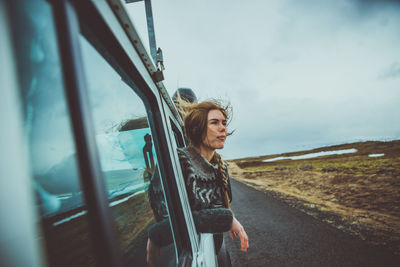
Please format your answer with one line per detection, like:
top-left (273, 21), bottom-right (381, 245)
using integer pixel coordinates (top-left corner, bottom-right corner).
top-left (202, 109), bottom-right (227, 150)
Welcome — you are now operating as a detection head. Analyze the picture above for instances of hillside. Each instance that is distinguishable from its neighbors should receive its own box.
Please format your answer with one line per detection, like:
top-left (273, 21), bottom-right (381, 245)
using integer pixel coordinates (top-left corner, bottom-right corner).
top-left (227, 140), bottom-right (400, 254)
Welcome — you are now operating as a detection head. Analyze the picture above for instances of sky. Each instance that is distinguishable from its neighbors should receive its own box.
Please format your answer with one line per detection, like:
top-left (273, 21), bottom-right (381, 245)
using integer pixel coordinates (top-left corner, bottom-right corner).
top-left (9, 0), bottom-right (400, 177)
top-left (125, 0), bottom-right (400, 160)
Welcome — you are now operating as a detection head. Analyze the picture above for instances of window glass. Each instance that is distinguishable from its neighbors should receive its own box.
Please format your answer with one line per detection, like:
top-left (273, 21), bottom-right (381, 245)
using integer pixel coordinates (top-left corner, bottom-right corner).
top-left (170, 119), bottom-right (185, 148)
top-left (9, 0), bottom-right (96, 266)
top-left (79, 35), bottom-right (177, 266)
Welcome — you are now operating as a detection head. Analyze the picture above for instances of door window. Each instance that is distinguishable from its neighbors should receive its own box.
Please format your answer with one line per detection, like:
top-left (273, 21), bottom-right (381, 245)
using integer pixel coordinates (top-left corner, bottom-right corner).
top-left (79, 35), bottom-right (177, 266)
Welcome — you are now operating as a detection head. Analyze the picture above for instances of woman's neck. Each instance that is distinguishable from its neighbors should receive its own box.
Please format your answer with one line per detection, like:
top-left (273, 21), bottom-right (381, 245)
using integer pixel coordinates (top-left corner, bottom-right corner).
top-left (195, 144), bottom-right (215, 162)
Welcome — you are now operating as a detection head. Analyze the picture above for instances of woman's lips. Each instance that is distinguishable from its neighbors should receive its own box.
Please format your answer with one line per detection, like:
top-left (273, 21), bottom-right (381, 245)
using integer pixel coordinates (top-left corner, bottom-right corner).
top-left (217, 136), bottom-right (226, 141)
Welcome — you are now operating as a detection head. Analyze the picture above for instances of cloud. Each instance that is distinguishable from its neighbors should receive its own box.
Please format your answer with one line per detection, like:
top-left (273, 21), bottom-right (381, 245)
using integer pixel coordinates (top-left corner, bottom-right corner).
top-left (129, 0), bottom-right (400, 159)
top-left (379, 62), bottom-right (400, 79)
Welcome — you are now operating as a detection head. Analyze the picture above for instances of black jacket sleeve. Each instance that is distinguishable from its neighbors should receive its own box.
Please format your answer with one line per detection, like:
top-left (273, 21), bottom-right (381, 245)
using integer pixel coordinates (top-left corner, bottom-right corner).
top-left (148, 208), bottom-right (233, 247)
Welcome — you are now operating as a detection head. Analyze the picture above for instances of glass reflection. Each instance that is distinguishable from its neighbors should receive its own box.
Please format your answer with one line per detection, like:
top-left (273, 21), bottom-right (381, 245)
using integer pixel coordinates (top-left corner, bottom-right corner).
top-left (79, 35), bottom-right (176, 266)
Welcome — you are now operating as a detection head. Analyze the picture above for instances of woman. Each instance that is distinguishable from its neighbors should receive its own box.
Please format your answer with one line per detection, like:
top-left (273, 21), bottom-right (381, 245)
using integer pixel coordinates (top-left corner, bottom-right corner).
top-left (147, 100), bottom-right (249, 266)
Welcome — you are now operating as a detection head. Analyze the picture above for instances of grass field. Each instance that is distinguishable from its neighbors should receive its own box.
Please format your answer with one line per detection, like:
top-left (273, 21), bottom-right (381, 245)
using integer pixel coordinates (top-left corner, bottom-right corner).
top-left (228, 140), bottom-right (400, 254)
top-left (42, 192), bottom-right (156, 267)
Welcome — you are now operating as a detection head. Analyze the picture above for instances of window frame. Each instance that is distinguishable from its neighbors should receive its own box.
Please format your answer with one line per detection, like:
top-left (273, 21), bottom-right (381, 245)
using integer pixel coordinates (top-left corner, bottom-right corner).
top-left (51, 1), bottom-right (124, 266)
top-left (170, 115), bottom-right (186, 148)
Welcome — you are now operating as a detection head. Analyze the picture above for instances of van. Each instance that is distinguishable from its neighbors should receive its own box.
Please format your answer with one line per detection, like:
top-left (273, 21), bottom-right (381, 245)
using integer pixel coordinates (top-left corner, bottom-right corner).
top-left (0, 0), bottom-right (223, 266)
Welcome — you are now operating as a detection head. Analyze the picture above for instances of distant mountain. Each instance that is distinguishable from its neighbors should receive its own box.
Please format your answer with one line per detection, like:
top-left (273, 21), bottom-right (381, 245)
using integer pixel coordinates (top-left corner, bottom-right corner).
top-left (233, 139), bottom-right (400, 162)
top-left (36, 153), bottom-right (81, 194)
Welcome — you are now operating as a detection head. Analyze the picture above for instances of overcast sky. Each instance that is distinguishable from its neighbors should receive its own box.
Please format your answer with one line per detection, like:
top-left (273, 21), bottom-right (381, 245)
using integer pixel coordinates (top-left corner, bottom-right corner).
top-left (127, 0), bottom-right (400, 160)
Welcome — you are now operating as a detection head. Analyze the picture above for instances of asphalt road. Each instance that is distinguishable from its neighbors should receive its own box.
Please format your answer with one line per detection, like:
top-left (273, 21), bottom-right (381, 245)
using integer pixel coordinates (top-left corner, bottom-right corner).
top-left (224, 179), bottom-right (400, 267)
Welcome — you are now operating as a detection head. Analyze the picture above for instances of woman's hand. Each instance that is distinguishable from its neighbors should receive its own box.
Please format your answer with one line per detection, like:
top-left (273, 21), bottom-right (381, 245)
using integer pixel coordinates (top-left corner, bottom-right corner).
top-left (229, 217), bottom-right (249, 252)
top-left (146, 238), bottom-right (160, 267)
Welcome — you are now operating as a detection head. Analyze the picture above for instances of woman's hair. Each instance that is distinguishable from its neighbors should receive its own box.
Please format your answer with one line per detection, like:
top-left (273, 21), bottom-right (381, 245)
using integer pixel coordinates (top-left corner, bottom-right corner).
top-left (211, 152), bottom-right (231, 209)
top-left (182, 101), bottom-right (230, 147)
top-left (176, 98), bottom-right (232, 209)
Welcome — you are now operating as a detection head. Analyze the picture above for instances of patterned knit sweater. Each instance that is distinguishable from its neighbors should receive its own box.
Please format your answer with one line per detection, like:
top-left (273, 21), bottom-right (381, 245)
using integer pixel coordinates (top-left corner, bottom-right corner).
top-left (148, 146), bottom-right (232, 220)
top-left (177, 146), bottom-right (232, 210)
top-left (147, 147), bottom-right (233, 247)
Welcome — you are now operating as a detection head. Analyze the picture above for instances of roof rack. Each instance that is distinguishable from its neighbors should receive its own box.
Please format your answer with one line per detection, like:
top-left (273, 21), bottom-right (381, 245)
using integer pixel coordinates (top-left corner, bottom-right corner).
top-left (110, 0), bottom-right (183, 126)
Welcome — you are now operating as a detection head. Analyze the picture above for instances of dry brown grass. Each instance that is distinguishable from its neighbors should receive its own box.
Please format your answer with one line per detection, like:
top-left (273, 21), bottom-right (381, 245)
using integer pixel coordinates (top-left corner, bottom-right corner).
top-left (228, 140), bottom-right (400, 254)
top-left (41, 192), bottom-right (155, 266)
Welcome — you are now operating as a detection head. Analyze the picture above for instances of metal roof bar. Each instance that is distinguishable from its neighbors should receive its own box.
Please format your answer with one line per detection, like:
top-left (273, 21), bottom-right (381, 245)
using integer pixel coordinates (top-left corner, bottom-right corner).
top-left (113, 0), bottom-right (183, 126)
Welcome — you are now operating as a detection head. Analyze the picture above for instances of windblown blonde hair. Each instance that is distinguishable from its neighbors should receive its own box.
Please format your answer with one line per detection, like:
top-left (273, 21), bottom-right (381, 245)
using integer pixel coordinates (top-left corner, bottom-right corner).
top-left (176, 98), bottom-right (232, 208)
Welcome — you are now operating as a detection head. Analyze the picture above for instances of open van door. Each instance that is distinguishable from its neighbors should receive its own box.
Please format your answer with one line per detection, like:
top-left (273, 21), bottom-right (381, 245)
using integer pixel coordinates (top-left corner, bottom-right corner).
top-left (1, 0), bottom-right (220, 266)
